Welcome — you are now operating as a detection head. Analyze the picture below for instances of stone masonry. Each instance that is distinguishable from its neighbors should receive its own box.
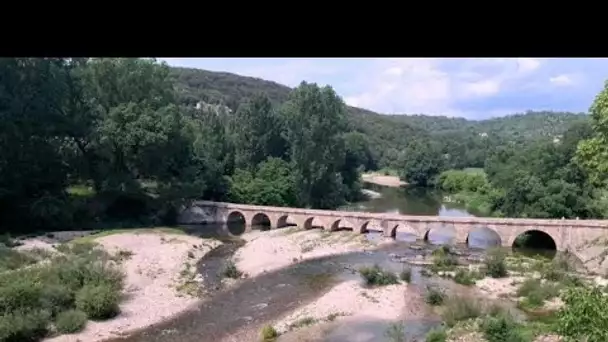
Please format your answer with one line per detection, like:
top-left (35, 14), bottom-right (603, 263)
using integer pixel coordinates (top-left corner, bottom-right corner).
top-left (179, 201), bottom-right (608, 251)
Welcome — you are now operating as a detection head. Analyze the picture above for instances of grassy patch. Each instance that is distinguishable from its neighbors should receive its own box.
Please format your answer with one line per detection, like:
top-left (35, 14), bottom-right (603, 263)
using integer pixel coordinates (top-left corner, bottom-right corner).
top-left (453, 269), bottom-right (481, 286)
top-left (516, 278), bottom-right (560, 310)
top-left (288, 316), bottom-right (317, 330)
top-left (359, 264), bottom-right (399, 286)
top-left (0, 242), bottom-right (124, 340)
top-left (425, 327), bottom-right (447, 342)
top-left (0, 246), bottom-right (38, 272)
top-left (440, 295), bottom-right (484, 327)
top-left (72, 227), bottom-right (185, 244)
top-left (430, 246), bottom-right (459, 272)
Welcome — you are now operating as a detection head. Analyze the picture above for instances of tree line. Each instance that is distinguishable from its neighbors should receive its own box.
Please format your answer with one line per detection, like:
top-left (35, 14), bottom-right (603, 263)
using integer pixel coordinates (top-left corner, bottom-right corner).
top-left (0, 58), bottom-right (369, 233)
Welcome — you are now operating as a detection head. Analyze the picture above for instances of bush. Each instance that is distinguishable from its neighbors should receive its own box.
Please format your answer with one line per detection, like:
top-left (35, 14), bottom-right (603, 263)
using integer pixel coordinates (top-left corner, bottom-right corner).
top-left (0, 309), bottom-right (51, 342)
top-left (453, 269), bottom-right (477, 286)
top-left (399, 267), bottom-right (412, 283)
top-left (481, 313), bottom-right (526, 342)
top-left (0, 246), bottom-right (37, 272)
top-left (260, 324), bottom-right (278, 342)
top-left (359, 265), bottom-right (399, 286)
top-left (516, 278), bottom-right (560, 309)
top-left (555, 286), bottom-right (608, 342)
top-left (40, 284), bottom-right (74, 316)
top-left (75, 284), bottom-right (120, 320)
top-left (425, 327), bottom-right (447, 342)
top-left (431, 246), bottom-right (459, 271)
top-left (484, 248), bottom-right (508, 278)
top-left (425, 286), bottom-right (445, 306)
top-left (441, 296), bottom-right (482, 327)
top-left (222, 260), bottom-right (243, 279)
top-left (55, 309), bottom-right (87, 333)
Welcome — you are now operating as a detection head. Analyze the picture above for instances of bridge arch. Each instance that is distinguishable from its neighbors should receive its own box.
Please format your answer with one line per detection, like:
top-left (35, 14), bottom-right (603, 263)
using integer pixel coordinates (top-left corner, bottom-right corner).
top-left (226, 211), bottom-right (246, 235)
top-left (389, 223), bottom-right (421, 239)
top-left (276, 215), bottom-right (297, 229)
top-left (424, 222), bottom-right (456, 245)
top-left (465, 225), bottom-right (502, 249)
top-left (251, 213), bottom-right (271, 231)
top-left (360, 221), bottom-right (383, 234)
top-left (511, 229), bottom-right (557, 252)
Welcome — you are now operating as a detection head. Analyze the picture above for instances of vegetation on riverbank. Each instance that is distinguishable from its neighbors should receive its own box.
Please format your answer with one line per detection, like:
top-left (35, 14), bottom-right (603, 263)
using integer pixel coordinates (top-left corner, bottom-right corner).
top-left (0, 240), bottom-right (124, 341)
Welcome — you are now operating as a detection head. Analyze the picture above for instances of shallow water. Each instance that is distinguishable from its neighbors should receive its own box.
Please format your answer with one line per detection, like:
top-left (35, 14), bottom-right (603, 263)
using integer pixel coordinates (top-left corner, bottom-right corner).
top-left (107, 185), bottom-right (525, 342)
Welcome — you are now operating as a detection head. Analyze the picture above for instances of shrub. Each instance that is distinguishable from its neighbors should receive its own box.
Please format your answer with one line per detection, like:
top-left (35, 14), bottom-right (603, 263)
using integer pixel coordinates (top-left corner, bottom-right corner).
top-left (431, 247), bottom-right (458, 271)
top-left (358, 265), bottom-right (399, 286)
top-left (453, 269), bottom-right (477, 286)
top-left (0, 247), bottom-right (37, 272)
top-left (260, 324), bottom-right (278, 341)
top-left (441, 296), bottom-right (482, 327)
top-left (425, 286), bottom-right (445, 306)
top-left (516, 278), bottom-right (560, 309)
top-left (425, 327), bottom-right (447, 342)
top-left (222, 260), bottom-right (243, 279)
top-left (40, 284), bottom-right (74, 316)
top-left (0, 309), bottom-right (51, 342)
top-left (481, 313), bottom-right (525, 342)
top-left (75, 284), bottom-right (120, 320)
top-left (55, 309), bottom-right (88, 333)
top-left (555, 286), bottom-right (608, 342)
top-left (399, 267), bottom-right (412, 283)
top-left (484, 248), bottom-right (508, 278)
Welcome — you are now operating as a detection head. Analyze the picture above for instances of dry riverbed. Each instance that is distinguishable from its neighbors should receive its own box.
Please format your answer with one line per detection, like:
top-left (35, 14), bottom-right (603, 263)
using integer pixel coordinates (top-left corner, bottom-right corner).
top-left (361, 172), bottom-right (406, 188)
top-left (19, 231), bottom-right (222, 342)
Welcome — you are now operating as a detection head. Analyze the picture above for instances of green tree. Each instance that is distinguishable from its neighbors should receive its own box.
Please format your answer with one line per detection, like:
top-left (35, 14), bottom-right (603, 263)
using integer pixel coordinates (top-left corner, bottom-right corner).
top-left (576, 81), bottom-right (608, 187)
top-left (229, 157), bottom-right (297, 206)
top-left (397, 139), bottom-right (445, 187)
top-left (231, 94), bottom-right (287, 170)
top-left (281, 82), bottom-right (349, 208)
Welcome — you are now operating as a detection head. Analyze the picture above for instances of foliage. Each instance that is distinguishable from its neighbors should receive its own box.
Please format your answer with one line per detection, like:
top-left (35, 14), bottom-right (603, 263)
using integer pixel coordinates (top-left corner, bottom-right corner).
top-left (425, 327), bottom-right (447, 342)
top-left (358, 265), bottom-right (399, 286)
top-left (399, 267), bottom-right (412, 283)
top-left (484, 248), bottom-right (508, 278)
top-left (228, 158), bottom-right (297, 207)
top-left (555, 286), bottom-right (608, 342)
top-left (75, 284), bottom-right (120, 320)
top-left (54, 309), bottom-right (88, 333)
top-left (0, 243), bottom-right (123, 340)
top-left (481, 313), bottom-right (527, 342)
top-left (453, 269), bottom-right (479, 286)
top-left (440, 295), bottom-right (483, 327)
top-left (259, 324), bottom-right (278, 342)
top-left (431, 246), bottom-right (459, 272)
top-left (425, 286), bottom-right (445, 306)
top-left (222, 260), bottom-right (243, 279)
top-left (576, 80), bottom-right (608, 187)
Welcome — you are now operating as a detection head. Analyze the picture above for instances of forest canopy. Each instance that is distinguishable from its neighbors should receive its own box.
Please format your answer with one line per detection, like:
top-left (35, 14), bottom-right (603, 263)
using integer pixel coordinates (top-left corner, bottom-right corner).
top-left (0, 58), bottom-right (605, 234)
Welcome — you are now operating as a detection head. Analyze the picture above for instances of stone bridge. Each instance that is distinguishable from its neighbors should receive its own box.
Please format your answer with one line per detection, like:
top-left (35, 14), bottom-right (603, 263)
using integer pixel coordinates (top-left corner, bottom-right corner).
top-left (179, 201), bottom-right (608, 251)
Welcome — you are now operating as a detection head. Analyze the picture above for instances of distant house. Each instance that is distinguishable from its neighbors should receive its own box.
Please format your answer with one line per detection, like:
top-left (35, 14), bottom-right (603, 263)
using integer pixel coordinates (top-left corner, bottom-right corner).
top-left (479, 132), bottom-right (488, 138)
top-left (195, 101), bottom-right (233, 114)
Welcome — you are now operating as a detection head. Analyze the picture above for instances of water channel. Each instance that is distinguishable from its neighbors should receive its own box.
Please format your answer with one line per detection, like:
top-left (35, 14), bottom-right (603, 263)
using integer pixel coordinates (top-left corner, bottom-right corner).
top-left (109, 183), bottom-right (535, 342)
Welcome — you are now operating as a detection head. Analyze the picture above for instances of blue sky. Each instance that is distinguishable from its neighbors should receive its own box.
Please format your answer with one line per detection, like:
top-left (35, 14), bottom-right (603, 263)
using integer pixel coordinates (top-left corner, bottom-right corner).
top-left (159, 58), bottom-right (608, 120)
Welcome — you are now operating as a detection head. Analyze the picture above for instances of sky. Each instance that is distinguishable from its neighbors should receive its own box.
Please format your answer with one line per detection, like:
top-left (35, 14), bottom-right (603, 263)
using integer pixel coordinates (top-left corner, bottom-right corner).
top-left (159, 58), bottom-right (608, 120)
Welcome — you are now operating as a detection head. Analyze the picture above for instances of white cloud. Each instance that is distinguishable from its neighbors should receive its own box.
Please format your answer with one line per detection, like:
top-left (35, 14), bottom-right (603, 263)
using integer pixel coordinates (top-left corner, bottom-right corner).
top-left (343, 58), bottom-right (544, 115)
top-left (550, 74), bottom-right (574, 86)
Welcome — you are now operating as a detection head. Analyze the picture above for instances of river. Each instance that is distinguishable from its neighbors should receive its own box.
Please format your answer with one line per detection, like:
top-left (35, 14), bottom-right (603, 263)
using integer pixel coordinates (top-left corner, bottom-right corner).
top-left (108, 183), bottom-right (513, 342)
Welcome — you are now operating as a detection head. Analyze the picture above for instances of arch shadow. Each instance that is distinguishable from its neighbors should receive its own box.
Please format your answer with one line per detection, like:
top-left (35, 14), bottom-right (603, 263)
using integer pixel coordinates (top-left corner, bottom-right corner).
top-left (330, 219), bottom-right (355, 232)
top-left (251, 213), bottom-right (271, 231)
top-left (512, 229), bottom-right (557, 258)
top-left (276, 215), bottom-right (297, 229)
top-left (360, 221), bottom-right (383, 234)
top-left (226, 211), bottom-right (246, 236)
top-left (303, 217), bottom-right (325, 230)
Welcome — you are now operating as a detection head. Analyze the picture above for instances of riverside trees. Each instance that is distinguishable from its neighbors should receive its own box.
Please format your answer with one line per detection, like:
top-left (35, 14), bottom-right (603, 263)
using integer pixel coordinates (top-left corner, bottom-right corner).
top-left (0, 58), bottom-right (368, 233)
